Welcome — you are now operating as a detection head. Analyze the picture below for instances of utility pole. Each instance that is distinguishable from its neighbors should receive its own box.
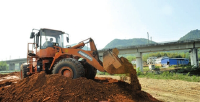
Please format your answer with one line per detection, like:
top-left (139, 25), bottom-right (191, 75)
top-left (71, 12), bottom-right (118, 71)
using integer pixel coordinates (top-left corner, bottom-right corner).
top-left (151, 37), bottom-right (152, 43)
top-left (147, 32), bottom-right (149, 44)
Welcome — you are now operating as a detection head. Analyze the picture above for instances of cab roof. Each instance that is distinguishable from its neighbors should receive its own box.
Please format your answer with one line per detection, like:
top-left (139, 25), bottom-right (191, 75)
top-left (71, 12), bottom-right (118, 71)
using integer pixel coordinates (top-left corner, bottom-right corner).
top-left (40, 28), bottom-right (65, 36)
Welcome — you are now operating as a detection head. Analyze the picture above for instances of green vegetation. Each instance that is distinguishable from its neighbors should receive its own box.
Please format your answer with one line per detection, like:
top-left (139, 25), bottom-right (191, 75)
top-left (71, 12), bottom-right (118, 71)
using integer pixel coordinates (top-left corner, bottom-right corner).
top-left (142, 51), bottom-right (190, 62)
top-left (103, 38), bottom-right (157, 49)
top-left (97, 65), bottom-right (200, 82)
top-left (137, 71), bottom-right (200, 82)
top-left (124, 51), bottom-right (192, 62)
top-left (0, 61), bottom-right (8, 71)
top-left (176, 65), bottom-right (200, 74)
top-left (136, 65), bottom-right (200, 82)
top-left (97, 68), bottom-right (200, 82)
top-left (126, 56), bottom-right (136, 63)
top-left (179, 29), bottom-right (200, 41)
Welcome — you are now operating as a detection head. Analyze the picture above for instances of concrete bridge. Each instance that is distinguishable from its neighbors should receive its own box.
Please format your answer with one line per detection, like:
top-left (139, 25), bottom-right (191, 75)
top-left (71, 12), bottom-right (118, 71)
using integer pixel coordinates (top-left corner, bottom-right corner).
top-left (2, 39), bottom-right (200, 71)
top-left (98, 39), bottom-right (200, 72)
top-left (5, 58), bottom-right (26, 70)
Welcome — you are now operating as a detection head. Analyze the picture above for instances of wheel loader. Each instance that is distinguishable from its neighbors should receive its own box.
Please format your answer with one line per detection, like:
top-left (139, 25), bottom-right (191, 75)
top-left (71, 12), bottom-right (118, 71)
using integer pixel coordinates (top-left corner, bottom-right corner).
top-left (20, 28), bottom-right (129, 79)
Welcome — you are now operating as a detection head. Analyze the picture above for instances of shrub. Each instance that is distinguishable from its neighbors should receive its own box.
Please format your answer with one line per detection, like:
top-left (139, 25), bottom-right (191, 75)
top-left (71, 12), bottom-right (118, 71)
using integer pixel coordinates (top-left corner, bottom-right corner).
top-left (136, 67), bottom-right (143, 75)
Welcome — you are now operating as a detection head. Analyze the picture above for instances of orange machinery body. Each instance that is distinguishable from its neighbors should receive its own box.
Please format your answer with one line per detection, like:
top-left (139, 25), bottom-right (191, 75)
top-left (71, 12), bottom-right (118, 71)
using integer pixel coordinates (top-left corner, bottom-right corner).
top-left (27, 38), bottom-right (105, 74)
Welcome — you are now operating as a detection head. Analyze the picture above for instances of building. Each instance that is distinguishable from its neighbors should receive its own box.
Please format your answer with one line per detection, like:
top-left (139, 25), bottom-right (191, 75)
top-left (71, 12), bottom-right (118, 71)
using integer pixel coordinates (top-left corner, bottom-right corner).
top-left (147, 57), bottom-right (169, 65)
top-left (155, 57), bottom-right (169, 64)
top-left (147, 56), bottom-right (169, 66)
top-left (131, 59), bottom-right (136, 64)
top-left (147, 57), bottom-right (157, 65)
top-left (161, 58), bottom-right (189, 66)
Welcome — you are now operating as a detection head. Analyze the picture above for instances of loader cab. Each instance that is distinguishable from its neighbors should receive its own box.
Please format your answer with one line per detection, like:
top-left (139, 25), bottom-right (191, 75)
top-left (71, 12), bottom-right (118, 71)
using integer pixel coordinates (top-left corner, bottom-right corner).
top-left (31, 28), bottom-right (69, 49)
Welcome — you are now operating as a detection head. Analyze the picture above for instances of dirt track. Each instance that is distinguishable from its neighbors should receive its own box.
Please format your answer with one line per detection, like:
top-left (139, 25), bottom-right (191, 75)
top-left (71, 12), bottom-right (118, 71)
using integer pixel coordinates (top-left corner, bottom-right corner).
top-left (96, 75), bottom-right (200, 102)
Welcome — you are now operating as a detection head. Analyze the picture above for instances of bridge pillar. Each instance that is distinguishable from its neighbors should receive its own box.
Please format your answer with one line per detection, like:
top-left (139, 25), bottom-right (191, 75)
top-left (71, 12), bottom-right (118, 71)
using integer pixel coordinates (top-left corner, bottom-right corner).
top-left (190, 48), bottom-right (199, 67)
top-left (9, 63), bottom-right (15, 70)
top-left (135, 52), bottom-right (143, 72)
top-left (19, 62), bottom-right (24, 70)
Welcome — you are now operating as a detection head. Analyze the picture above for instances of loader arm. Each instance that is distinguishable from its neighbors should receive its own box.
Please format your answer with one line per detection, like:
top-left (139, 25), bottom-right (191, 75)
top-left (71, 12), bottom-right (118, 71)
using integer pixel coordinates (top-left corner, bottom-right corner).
top-left (66, 38), bottom-right (126, 74)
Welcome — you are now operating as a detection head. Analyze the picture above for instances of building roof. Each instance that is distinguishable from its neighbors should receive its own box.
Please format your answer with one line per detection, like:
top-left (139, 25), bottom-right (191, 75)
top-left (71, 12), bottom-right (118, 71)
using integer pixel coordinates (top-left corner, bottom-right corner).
top-left (162, 58), bottom-right (188, 60)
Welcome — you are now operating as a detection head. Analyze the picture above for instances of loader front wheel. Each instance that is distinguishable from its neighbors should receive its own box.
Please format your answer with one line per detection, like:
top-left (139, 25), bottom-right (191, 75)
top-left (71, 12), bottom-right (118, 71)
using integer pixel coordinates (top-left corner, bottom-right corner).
top-left (83, 63), bottom-right (97, 79)
top-left (52, 58), bottom-right (85, 79)
top-left (20, 64), bottom-right (29, 79)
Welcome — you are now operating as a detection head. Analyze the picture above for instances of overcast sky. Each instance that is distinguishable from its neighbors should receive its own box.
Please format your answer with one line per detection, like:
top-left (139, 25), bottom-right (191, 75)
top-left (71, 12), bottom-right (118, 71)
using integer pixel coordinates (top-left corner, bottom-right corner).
top-left (0, 0), bottom-right (200, 61)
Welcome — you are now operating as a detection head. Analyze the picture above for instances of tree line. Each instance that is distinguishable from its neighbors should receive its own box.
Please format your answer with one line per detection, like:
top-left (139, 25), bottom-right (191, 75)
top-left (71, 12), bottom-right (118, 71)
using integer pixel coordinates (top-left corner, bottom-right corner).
top-left (126, 51), bottom-right (200, 62)
top-left (0, 61), bottom-right (8, 71)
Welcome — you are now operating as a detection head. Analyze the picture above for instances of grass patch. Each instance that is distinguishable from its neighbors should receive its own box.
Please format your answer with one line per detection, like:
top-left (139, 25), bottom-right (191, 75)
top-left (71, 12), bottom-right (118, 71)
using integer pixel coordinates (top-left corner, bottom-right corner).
top-left (96, 65), bottom-right (200, 82)
top-left (137, 71), bottom-right (200, 82)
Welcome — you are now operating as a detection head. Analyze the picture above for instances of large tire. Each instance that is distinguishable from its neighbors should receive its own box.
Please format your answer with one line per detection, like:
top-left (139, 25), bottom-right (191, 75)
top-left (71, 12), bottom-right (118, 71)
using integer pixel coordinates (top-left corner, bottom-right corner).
top-left (84, 63), bottom-right (97, 79)
top-left (52, 58), bottom-right (85, 79)
top-left (20, 63), bottom-right (29, 79)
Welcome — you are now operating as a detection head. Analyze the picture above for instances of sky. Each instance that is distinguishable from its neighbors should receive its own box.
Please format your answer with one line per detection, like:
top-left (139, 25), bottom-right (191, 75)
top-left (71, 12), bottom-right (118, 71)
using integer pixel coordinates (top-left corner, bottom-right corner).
top-left (0, 0), bottom-right (200, 61)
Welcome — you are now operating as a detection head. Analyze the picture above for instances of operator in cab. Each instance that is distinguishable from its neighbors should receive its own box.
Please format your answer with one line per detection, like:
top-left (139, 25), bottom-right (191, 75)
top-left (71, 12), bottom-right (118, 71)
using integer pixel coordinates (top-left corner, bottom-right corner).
top-left (43, 38), bottom-right (54, 48)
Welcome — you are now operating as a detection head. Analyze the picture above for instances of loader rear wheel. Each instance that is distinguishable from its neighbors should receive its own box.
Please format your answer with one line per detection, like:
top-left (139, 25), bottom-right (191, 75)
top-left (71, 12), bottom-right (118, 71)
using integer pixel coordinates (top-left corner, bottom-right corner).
top-left (52, 58), bottom-right (85, 79)
top-left (20, 64), bottom-right (29, 79)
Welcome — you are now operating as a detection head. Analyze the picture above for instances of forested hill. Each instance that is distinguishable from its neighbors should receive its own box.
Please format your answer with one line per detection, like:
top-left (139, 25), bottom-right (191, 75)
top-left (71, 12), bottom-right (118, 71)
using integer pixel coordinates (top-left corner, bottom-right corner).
top-left (103, 38), bottom-right (157, 49)
top-left (179, 29), bottom-right (200, 41)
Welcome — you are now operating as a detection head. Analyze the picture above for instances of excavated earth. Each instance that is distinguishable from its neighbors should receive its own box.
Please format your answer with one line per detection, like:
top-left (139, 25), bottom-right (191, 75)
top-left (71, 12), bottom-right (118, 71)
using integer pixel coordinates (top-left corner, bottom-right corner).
top-left (0, 59), bottom-right (160, 102)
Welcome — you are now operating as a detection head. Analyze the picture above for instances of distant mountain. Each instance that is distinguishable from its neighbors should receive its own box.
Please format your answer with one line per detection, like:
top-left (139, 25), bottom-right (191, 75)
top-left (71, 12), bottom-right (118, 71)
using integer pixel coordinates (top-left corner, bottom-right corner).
top-left (179, 29), bottom-right (200, 41)
top-left (70, 43), bottom-right (90, 50)
top-left (103, 38), bottom-right (157, 49)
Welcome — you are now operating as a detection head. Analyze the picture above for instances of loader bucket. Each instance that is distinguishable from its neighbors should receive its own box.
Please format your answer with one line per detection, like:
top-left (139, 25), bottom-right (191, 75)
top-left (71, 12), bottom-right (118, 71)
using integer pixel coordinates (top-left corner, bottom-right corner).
top-left (103, 48), bottom-right (131, 74)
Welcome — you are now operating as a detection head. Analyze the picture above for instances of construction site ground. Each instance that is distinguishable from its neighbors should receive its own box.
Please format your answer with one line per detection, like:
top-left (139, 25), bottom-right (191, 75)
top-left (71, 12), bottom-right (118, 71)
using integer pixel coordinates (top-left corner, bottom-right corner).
top-left (0, 72), bottom-right (159, 102)
top-left (0, 72), bottom-right (199, 102)
top-left (96, 75), bottom-right (200, 102)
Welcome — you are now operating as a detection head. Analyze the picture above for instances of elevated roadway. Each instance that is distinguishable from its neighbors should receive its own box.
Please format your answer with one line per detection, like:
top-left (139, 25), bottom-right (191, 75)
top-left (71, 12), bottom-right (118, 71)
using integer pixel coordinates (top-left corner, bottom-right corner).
top-left (3, 39), bottom-right (200, 71)
top-left (98, 39), bottom-right (200, 71)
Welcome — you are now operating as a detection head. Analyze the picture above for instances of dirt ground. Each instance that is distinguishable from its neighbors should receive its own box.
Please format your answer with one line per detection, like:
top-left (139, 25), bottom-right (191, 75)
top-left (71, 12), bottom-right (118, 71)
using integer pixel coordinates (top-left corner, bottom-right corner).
top-left (1, 72), bottom-right (199, 102)
top-left (96, 75), bottom-right (200, 102)
top-left (0, 72), bottom-right (159, 102)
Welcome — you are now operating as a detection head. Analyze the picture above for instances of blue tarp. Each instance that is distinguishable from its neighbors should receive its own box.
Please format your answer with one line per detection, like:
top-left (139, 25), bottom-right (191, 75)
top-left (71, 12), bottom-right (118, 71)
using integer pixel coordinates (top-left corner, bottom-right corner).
top-left (161, 58), bottom-right (189, 65)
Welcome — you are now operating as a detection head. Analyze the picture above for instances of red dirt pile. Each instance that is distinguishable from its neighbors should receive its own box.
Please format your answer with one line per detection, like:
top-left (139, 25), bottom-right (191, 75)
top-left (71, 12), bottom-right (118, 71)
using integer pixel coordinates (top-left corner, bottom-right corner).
top-left (0, 57), bottom-right (160, 102)
top-left (0, 71), bottom-right (160, 102)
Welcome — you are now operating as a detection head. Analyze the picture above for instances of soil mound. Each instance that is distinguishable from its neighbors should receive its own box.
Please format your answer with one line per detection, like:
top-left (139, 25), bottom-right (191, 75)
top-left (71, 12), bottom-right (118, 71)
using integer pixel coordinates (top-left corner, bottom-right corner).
top-left (0, 71), bottom-right (160, 102)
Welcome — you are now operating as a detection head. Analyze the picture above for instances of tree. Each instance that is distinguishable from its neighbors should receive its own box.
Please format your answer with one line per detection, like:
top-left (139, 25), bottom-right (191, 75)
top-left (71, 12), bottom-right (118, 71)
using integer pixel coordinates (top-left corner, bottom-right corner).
top-left (126, 56), bottom-right (136, 63)
top-left (0, 61), bottom-right (8, 71)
